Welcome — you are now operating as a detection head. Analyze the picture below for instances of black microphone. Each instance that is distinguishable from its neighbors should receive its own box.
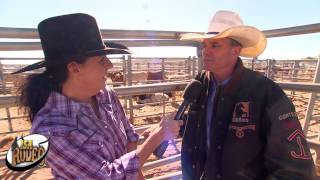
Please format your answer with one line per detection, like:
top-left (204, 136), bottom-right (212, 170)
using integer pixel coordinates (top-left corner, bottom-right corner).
top-left (153, 80), bottom-right (203, 158)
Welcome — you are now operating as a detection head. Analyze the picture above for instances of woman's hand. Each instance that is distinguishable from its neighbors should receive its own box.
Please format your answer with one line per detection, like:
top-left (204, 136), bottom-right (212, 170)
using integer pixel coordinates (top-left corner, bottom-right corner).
top-left (135, 112), bottom-right (182, 167)
top-left (137, 170), bottom-right (145, 180)
top-left (141, 125), bottom-right (157, 138)
top-left (152, 112), bottom-right (181, 141)
top-left (126, 141), bottom-right (137, 152)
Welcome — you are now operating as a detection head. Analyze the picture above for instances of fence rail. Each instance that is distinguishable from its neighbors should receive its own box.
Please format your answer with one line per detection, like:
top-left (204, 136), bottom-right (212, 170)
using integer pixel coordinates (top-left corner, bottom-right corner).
top-left (1, 81), bottom-right (319, 106)
top-left (1, 81), bottom-right (320, 134)
top-left (1, 23), bottom-right (320, 179)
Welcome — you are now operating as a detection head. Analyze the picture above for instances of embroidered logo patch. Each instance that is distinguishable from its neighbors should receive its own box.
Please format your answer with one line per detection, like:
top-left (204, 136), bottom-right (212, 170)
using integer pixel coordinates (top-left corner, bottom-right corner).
top-left (278, 112), bottom-right (298, 121)
top-left (287, 129), bottom-right (312, 160)
top-left (232, 102), bottom-right (250, 123)
top-left (229, 125), bottom-right (256, 138)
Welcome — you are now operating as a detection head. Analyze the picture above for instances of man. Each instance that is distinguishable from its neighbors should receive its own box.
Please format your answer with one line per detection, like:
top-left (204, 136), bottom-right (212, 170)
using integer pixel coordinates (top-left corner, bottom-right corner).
top-left (180, 10), bottom-right (316, 180)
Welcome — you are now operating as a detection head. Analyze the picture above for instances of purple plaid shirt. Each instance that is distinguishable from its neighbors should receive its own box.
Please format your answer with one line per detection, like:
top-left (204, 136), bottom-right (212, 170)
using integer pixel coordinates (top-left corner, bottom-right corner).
top-left (30, 86), bottom-right (140, 180)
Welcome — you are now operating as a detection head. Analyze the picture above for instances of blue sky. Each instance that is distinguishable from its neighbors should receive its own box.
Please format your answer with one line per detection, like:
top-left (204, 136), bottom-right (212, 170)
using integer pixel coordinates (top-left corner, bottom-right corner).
top-left (0, 0), bottom-right (319, 63)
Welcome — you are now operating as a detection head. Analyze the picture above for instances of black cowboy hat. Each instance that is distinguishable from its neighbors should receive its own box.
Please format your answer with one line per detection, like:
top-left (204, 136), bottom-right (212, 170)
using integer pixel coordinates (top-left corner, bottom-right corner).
top-left (12, 13), bottom-right (131, 74)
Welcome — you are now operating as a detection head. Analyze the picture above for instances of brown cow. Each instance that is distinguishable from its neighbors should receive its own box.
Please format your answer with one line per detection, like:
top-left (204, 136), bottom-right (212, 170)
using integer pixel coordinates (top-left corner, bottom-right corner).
top-left (107, 71), bottom-right (173, 103)
top-left (137, 71), bottom-right (175, 103)
top-left (147, 71), bottom-right (163, 82)
top-left (106, 71), bottom-right (124, 87)
top-left (107, 71), bottom-right (164, 86)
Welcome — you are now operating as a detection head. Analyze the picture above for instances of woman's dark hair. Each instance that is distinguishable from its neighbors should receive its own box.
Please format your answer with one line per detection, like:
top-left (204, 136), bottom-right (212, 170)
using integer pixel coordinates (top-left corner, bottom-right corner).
top-left (19, 57), bottom-right (87, 121)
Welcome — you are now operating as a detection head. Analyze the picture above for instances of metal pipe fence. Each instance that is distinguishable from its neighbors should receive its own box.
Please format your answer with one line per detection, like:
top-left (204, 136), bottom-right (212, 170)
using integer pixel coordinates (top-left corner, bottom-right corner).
top-left (1, 23), bottom-right (320, 179)
top-left (1, 81), bottom-right (320, 133)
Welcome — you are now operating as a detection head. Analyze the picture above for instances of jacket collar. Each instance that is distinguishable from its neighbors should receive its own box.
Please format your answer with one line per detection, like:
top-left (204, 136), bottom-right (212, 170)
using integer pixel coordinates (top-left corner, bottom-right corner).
top-left (205, 57), bottom-right (245, 96)
top-left (221, 58), bottom-right (245, 95)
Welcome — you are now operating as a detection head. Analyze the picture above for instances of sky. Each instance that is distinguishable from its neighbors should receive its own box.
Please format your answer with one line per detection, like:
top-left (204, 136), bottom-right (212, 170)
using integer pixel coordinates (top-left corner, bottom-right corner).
top-left (0, 0), bottom-right (319, 64)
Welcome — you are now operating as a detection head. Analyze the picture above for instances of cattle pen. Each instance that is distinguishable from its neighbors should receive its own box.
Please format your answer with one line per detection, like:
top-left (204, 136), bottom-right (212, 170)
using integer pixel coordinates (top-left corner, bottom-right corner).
top-left (0, 23), bottom-right (320, 179)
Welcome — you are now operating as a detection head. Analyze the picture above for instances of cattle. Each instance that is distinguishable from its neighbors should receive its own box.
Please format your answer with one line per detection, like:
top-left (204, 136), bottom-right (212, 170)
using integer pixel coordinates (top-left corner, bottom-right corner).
top-left (106, 70), bottom-right (173, 104)
top-left (166, 74), bottom-right (189, 81)
top-left (107, 71), bottom-right (165, 86)
top-left (146, 71), bottom-right (163, 83)
top-left (136, 93), bottom-right (169, 105)
top-left (106, 71), bottom-right (150, 86)
top-left (106, 71), bottom-right (124, 87)
top-left (136, 71), bottom-right (169, 103)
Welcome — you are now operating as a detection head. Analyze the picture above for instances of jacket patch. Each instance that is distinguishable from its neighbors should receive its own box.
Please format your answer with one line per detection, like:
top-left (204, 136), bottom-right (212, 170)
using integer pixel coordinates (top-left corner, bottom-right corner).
top-left (232, 102), bottom-right (250, 123)
top-left (287, 129), bottom-right (312, 160)
top-left (229, 125), bottom-right (256, 138)
top-left (278, 112), bottom-right (298, 121)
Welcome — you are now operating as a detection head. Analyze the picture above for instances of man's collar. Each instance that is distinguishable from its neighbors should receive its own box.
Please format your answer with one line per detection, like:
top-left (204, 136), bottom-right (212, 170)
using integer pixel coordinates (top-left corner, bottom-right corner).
top-left (220, 57), bottom-right (245, 95)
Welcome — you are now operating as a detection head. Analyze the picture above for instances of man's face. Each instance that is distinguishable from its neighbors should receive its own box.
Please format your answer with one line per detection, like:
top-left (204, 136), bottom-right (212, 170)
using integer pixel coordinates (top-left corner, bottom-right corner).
top-left (202, 38), bottom-right (240, 72)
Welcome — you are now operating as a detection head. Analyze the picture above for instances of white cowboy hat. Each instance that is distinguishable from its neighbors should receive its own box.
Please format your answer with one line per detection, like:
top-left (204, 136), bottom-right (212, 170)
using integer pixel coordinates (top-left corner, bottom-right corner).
top-left (180, 10), bottom-right (267, 58)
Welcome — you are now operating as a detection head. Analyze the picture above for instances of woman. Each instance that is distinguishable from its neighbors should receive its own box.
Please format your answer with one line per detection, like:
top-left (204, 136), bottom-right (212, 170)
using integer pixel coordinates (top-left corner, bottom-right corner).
top-left (15, 13), bottom-right (180, 179)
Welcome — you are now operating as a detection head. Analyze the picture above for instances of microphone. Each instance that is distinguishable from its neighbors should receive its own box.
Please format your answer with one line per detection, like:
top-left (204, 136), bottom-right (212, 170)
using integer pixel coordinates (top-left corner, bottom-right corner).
top-left (153, 80), bottom-right (203, 158)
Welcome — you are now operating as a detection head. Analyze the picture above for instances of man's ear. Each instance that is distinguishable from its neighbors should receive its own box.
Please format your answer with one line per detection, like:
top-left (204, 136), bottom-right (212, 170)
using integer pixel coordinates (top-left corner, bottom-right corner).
top-left (66, 61), bottom-right (80, 74)
top-left (232, 46), bottom-right (241, 56)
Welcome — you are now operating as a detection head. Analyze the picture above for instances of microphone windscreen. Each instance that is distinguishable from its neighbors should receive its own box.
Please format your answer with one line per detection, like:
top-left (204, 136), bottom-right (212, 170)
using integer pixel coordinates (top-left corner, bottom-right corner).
top-left (183, 80), bottom-right (203, 102)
